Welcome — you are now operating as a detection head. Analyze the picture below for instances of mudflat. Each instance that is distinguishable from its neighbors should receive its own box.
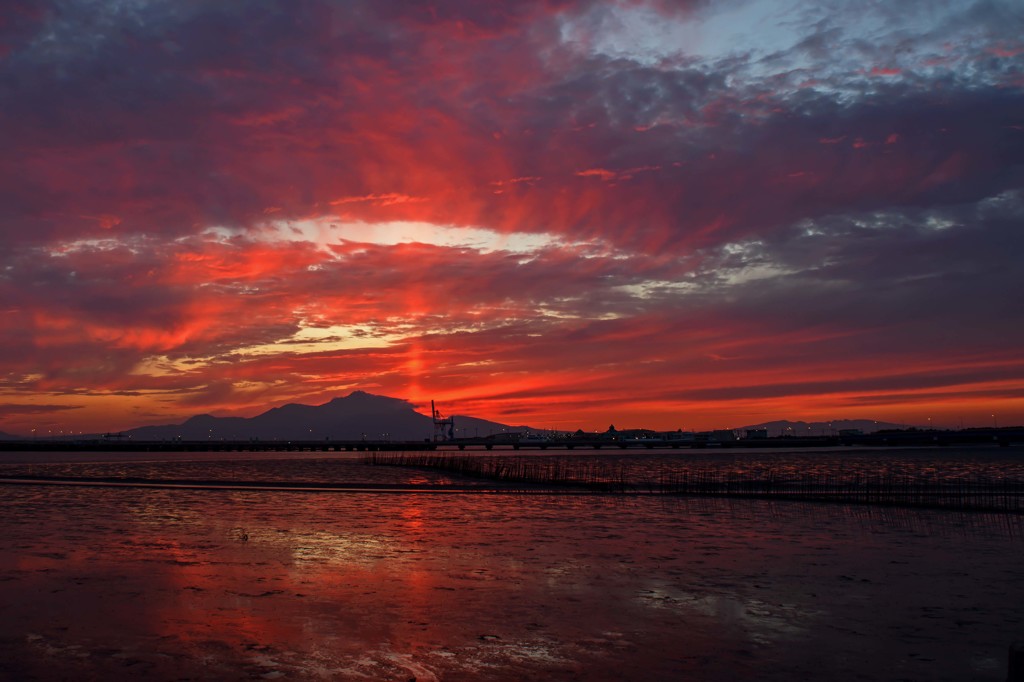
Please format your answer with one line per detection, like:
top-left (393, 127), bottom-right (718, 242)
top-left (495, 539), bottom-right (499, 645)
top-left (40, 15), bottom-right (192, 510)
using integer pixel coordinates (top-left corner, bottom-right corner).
top-left (1, 465), bottom-right (1022, 681)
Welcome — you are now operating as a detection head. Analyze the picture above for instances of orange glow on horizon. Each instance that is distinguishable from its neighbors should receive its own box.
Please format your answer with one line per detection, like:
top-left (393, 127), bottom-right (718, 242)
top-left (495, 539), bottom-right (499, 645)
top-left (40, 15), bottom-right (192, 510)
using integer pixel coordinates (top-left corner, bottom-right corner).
top-left (1, 3), bottom-right (1021, 437)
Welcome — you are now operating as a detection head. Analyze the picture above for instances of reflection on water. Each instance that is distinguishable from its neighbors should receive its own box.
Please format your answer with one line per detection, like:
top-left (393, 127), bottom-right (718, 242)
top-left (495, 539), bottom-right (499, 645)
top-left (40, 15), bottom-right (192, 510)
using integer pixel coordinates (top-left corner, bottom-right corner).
top-left (420, 445), bottom-right (1024, 485)
top-left (4, 445), bottom-right (1024, 486)
top-left (0, 453), bottom-right (1023, 680)
top-left (0, 452), bottom-right (461, 487)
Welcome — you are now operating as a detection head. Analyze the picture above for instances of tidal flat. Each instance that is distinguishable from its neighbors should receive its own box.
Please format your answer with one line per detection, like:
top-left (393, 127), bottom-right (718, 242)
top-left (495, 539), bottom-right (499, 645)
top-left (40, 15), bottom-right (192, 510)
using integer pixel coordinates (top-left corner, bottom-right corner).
top-left (1, 451), bottom-right (1022, 681)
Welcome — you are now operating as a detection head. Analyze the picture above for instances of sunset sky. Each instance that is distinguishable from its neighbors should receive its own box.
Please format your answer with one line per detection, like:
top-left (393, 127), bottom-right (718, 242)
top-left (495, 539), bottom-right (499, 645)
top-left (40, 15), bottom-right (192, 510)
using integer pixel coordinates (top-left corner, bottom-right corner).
top-left (1, 0), bottom-right (1023, 435)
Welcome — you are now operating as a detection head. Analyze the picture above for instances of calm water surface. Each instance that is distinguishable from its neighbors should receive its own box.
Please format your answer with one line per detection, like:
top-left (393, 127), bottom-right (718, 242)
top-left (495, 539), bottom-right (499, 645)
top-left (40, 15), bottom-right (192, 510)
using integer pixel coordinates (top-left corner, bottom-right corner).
top-left (1, 447), bottom-right (1022, 680)
top-left (2, 444), bottom-right (1023, 485)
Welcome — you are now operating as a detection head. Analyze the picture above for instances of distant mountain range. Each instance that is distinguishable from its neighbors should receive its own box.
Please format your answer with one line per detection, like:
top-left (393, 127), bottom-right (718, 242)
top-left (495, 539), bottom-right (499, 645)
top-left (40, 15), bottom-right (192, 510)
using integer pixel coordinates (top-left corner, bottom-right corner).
top-left (121, 391), bottom-right (524, 441)
top-left (735, 419), bottom-right (906, 437)
top-left (0, 396), bottom-right (913, 441)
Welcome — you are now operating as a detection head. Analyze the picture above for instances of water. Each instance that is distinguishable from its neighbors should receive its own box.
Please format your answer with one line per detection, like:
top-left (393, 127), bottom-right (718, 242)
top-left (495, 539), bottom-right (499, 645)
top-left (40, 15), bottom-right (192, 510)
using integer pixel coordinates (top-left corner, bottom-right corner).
top-left (3, 444), bottom-right (1023, 486)
top-left (1, 447), bottom-right (1023, 680)
top-left (0, 450), bottom-right (460, 488)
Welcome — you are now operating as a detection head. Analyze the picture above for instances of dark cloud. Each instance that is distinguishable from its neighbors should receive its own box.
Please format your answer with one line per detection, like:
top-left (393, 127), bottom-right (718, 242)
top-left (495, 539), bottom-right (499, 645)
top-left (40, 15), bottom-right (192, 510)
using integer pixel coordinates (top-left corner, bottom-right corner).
top-left (0, 403), bottom-right (82, 417)
top-left (2, 0), bottom-right (1018, 253)
top-left (0, 0), bottom-right (1021, 431)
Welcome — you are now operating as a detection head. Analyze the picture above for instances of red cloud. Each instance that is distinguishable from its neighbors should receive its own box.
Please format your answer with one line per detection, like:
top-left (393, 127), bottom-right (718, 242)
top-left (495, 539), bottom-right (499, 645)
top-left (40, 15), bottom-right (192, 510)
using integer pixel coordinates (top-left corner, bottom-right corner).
top-left (988, 44), bottom-right (1024, 58)
top-left (576, 168), bottom-right (618, 181)
top-left (1, 0), bottom-right (1022, 434)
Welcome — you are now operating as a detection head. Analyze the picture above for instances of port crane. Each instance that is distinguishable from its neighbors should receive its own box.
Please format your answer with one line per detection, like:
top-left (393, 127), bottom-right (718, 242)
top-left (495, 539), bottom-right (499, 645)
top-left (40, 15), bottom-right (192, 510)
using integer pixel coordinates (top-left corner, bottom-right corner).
top-left (431, 400), bottom-right (454, 442)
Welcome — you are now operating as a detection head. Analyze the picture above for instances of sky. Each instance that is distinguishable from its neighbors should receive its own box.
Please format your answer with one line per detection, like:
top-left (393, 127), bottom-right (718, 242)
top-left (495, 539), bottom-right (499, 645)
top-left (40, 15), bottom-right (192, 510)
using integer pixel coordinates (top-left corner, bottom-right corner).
top-left (1, 0), bottom-right (1023, 435)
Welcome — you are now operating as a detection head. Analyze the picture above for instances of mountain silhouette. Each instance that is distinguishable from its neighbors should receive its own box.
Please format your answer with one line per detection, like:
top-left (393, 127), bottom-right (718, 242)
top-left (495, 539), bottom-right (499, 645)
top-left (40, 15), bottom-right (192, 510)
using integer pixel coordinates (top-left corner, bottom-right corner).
top-left (735, 419), bottom-right (906, 437)
top-left (123, 391), bottom-right (521, 441)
